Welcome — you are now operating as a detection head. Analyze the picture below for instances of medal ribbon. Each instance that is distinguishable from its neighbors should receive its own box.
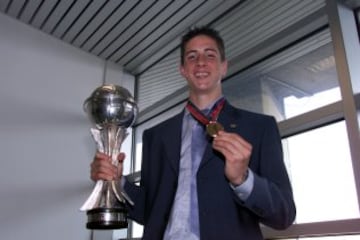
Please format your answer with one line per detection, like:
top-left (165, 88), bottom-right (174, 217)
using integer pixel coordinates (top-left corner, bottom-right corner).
top-left (186, 98), bottom-right (225, 126)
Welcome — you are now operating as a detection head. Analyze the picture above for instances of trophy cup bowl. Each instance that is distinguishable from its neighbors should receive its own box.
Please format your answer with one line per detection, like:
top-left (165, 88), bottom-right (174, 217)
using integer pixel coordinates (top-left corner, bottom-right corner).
top-left (81, 84), bottom-right (138, 229)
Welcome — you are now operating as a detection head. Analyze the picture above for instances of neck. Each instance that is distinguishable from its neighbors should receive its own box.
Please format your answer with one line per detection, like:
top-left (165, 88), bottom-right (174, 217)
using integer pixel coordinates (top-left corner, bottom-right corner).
top-left (189, 91), bottom-right (222, 110)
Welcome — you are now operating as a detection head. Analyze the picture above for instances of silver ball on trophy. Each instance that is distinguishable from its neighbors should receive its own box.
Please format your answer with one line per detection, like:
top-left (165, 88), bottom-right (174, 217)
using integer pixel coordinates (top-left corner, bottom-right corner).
top-left (80, 84), bottom-right (138, 229)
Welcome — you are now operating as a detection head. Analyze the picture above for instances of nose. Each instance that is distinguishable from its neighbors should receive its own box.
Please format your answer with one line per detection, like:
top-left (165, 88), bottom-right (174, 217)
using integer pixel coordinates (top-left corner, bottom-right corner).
top-left (196, 54), bottom-right (207, 66)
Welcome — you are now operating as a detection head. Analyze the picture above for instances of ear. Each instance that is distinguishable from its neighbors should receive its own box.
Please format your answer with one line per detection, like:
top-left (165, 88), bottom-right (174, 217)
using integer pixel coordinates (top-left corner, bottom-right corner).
top-left (179, 65), bottom-right (187, 78)
top-left (221, 60), bottom-right (228, 78)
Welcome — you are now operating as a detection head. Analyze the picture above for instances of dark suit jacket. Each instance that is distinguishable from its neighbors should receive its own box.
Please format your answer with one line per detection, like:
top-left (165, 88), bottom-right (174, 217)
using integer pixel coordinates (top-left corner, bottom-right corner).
top-left (124, 101), bottom-right (296, 240)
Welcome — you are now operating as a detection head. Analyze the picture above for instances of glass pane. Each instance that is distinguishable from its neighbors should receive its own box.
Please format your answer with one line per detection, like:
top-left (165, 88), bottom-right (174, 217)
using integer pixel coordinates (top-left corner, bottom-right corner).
top-left (132, 221), bottom-right (144, 239)
top-left (282, 121), bottom-right (359, 223)
top-left (284, 87), bottom-right (340, 118)
top-left (224, 32), bottom-right (341, 120)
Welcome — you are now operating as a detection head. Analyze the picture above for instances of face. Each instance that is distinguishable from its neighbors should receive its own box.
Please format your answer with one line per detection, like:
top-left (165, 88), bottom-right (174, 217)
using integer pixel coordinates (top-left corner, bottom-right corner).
top-left (180, 35), bottom-right (227, 96)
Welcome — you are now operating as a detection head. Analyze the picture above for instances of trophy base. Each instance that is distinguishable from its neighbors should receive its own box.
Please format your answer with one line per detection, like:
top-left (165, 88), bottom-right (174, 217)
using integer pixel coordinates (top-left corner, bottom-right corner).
top-left (86, 207), bottom-right (128, 229)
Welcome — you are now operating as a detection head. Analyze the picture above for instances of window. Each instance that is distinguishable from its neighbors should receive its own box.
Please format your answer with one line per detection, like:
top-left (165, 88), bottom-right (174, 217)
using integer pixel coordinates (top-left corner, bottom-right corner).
top-left (222, 26), bottom-right (359, 227)
top-left (283, 121), bottom-right (358, 224)
top-left (130, 2), bottom-right (360, 239)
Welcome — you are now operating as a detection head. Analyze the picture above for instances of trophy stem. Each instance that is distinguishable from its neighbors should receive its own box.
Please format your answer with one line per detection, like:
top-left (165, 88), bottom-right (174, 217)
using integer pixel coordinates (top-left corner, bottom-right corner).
top-left (106, 183), bottom-right (111, 207)
top-left (81, 126), bottom-right (130, 229)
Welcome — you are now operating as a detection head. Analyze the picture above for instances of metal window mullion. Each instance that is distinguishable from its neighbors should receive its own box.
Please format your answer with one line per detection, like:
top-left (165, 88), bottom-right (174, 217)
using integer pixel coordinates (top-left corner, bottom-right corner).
top-left (327, 0), bottom-right (360, 213)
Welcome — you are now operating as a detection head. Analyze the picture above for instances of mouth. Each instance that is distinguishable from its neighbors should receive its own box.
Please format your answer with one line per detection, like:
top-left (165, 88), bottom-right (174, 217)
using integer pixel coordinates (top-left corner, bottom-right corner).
top-left (194, 72), bottom-right (209, 78)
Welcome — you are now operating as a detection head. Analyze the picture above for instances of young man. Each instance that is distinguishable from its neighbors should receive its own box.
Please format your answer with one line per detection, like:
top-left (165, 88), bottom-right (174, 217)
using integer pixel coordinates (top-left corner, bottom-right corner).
top-left (91, 27), bottom-right (296, 239)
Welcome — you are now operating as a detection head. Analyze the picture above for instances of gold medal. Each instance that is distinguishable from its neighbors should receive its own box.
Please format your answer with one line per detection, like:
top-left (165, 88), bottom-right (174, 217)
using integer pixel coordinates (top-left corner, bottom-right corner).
top-left (186, 98), bottom-right (226, 137)
top-left (206, 121), bottom-right (224, 137)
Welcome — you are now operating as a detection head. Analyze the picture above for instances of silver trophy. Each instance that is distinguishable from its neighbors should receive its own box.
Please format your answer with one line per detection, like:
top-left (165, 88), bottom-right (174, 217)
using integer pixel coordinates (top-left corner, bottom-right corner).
top-left (80, 84), bottom-right (138, 229)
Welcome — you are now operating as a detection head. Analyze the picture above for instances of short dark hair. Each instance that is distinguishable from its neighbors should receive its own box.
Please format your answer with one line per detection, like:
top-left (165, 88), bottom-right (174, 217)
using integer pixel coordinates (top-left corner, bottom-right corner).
top-left (180, 26), bottom-right (226, 65)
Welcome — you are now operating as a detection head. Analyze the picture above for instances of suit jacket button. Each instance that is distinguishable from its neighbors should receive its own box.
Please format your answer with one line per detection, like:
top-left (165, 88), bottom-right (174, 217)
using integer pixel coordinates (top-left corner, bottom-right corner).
top-left (200, 210), bottom-right (207, 217)
top-left (253, 206), bottom-right (264, 216)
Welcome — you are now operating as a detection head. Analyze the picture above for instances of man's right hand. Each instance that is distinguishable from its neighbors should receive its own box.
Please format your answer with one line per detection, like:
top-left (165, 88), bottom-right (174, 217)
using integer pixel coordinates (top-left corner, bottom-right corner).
top-left (90, 152), bottom-right (125, 181)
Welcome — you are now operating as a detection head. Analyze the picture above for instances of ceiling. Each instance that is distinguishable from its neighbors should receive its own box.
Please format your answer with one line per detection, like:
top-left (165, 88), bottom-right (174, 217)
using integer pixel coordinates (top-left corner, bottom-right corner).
top-left (0, 0), bottom-right (243, 75)
top-left (1, 0), bottom-right (358, 122)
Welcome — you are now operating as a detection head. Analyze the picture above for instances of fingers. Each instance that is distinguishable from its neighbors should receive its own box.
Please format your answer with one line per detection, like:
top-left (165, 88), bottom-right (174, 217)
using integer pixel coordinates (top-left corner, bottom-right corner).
top-left (90, 152), bottom-right (125, 181)
top-left (213, 131), bottom-right (251, 161)
top-left (212, 131), bottom-right (252, 185)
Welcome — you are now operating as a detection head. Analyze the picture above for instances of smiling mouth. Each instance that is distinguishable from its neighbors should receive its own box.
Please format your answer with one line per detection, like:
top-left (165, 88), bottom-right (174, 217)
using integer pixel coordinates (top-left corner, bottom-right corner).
top-left (195, 72), bottom-right (209, 78)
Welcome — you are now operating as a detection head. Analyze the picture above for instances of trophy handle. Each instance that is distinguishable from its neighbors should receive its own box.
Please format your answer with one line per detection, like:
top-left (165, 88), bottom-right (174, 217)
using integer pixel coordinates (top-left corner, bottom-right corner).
top-left (80, 180), bottom-right (104, 211)
top-left (112, 181), bottom-right (134, 206)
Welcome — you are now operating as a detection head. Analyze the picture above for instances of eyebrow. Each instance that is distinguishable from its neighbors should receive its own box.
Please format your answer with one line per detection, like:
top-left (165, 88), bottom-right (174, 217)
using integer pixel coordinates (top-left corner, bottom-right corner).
top-left (185, 48), bottom-right (219, 55)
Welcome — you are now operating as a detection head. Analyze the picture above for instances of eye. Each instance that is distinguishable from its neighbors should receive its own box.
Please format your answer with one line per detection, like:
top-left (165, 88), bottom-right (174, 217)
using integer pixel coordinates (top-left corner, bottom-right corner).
top-left (205, 51), bottom-right (218, 59)
top-left (186, 52), bottom-right (197, 61)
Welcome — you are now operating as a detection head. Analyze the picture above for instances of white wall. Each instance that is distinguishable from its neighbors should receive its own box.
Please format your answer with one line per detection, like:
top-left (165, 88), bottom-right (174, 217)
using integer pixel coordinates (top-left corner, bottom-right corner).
top-left (0, 13), bottom-right (135, 240)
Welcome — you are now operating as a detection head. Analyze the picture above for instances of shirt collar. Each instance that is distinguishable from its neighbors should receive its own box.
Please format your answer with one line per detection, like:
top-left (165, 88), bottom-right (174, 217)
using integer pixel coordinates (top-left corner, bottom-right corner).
top-left (184, 95), bottom-right (225, 117)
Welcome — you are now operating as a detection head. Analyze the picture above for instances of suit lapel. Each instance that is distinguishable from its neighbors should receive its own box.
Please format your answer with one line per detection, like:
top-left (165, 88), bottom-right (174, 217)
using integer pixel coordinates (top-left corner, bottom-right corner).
top-left (219, 102), bottom-right (242, 134)
top-left (162, 111), bottom-right (184, 175)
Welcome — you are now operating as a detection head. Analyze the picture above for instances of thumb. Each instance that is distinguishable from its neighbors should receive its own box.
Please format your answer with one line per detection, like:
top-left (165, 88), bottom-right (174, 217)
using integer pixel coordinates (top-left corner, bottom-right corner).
top-left (118, 152), bottom-right (126, 163)
top-left (116, 152), bottom-right (126, 178)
